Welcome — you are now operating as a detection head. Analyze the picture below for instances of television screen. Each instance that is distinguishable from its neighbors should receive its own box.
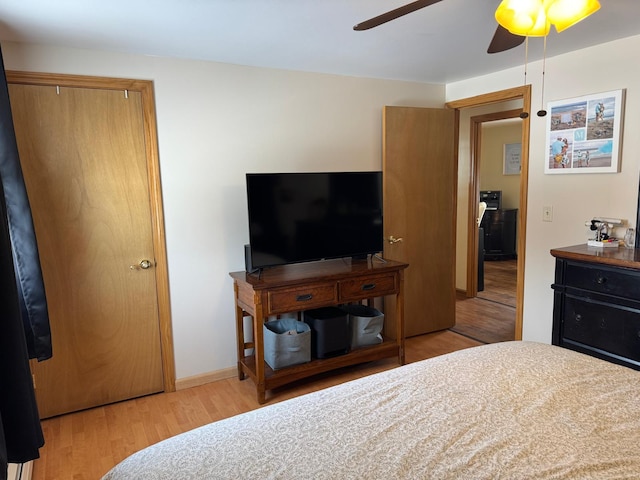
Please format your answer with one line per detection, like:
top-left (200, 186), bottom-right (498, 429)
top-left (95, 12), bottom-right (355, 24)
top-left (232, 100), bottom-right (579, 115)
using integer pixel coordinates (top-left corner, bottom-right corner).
top-left (246, 172), bottom-right (383, 269)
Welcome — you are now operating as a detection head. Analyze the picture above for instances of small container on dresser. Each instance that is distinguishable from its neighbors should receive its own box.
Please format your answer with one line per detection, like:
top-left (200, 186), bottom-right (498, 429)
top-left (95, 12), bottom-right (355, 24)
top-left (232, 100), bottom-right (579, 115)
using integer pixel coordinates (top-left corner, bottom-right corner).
top-left (551, 244), bottom-right (640, 370)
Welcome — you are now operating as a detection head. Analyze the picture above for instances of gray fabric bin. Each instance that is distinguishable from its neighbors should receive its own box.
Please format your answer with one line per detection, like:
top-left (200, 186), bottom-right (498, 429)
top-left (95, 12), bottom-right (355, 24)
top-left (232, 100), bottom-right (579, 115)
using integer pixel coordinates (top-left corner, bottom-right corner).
top-left (263, 318), bottom-right (311, 370)
top-left (341, 304), bottom-right (384, 348)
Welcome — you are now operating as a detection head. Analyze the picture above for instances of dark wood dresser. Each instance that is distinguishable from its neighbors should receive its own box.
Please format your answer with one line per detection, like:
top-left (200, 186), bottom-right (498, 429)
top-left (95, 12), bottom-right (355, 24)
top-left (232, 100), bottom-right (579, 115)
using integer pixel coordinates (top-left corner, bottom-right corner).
top-left (551, 244), bottom-right (640, 370)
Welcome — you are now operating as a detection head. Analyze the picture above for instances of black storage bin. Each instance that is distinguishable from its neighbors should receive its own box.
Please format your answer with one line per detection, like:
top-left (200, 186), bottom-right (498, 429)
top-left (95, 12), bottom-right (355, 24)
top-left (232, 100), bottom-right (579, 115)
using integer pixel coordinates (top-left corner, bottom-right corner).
top-left (303, 307), bottom-right (350, 358)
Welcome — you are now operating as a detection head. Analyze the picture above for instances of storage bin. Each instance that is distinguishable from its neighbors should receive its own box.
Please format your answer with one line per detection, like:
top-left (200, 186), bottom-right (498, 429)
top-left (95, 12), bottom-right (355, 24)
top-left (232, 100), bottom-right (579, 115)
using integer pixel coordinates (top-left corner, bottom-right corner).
top-left (263, 318), bottom-right (311, 370)
top-left (303, 307), bottom-right (350, 358)
top-left (341, 304), bottom-right (384, 348)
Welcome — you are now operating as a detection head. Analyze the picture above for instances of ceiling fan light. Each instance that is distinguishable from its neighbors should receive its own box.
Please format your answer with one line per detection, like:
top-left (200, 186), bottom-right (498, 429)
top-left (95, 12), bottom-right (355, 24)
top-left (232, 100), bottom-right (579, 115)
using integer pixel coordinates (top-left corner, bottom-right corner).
top-left (495, 0), bottom-right (549, 36)
top-left (526, 5), bottom-right (551, 36)
top-left (546, 0), bottom-right (601, 32)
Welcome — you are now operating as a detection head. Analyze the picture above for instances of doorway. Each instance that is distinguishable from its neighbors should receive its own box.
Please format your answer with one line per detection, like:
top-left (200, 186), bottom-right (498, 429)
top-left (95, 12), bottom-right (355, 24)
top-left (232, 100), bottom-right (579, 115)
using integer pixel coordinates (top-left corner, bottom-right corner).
top-left (452, 110), bottom-right (522, 343)
top-left (447, 85), bottom-right (532, 342)
top-left (477, 115), bottom-right (521, 315)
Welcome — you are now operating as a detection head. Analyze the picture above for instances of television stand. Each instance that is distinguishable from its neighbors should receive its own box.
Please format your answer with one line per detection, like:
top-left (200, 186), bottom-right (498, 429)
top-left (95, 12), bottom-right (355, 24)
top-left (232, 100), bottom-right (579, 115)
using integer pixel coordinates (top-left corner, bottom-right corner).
top-left (230, 258), bottom-right (408, 404)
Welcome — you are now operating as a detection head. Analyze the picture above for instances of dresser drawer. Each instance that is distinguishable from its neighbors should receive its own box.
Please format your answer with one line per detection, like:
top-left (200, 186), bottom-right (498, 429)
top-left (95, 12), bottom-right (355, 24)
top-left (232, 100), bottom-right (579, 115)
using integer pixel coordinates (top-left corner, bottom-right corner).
top-left (564, 261), bottom-right (640, 299)
top-left (339, 273), bottom-right (398, 301)
top-left (562, 294), bottom-right (640, 363)
top-left (267, 282), bottom-right (338, 315)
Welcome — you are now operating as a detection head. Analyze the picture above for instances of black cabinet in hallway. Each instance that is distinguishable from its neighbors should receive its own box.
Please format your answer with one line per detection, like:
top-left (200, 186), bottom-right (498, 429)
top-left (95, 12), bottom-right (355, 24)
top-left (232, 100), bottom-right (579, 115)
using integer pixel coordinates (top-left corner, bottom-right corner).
top-left (481, 209), bottom-right (517, 260)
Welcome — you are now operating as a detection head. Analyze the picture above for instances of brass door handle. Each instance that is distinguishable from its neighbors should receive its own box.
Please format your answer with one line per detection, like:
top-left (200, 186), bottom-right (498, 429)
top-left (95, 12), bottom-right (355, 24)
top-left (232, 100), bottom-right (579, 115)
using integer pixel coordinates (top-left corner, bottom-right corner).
top-left (388, 235), bottom-right (404, 244)
top-left (130, 259), bottom-right (153, 270)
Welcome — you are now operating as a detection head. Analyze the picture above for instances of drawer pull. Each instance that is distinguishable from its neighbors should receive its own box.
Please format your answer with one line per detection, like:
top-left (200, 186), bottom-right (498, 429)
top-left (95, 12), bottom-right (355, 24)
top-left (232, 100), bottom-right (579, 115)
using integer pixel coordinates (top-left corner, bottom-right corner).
top-left (296, 294), bottom-right (313, 302)
top-left (361, 283), bottom-right (376, 291)
top-left (596, 275), bottom-right (607, 285)
top-left (575, 313), bottom-right (582, 323)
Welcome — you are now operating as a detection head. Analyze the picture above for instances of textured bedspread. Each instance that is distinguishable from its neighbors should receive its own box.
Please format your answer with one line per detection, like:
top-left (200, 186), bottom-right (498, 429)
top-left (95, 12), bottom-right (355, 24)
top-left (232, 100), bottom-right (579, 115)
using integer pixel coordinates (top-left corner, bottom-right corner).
top-left (102, 342), bottom-right (640, 479)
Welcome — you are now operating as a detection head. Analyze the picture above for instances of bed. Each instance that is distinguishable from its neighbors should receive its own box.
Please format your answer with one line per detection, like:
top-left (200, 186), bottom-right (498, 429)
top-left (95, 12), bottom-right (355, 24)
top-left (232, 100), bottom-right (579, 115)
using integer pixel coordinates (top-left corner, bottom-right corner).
top-left (102, 341), bottom-right (640, 479)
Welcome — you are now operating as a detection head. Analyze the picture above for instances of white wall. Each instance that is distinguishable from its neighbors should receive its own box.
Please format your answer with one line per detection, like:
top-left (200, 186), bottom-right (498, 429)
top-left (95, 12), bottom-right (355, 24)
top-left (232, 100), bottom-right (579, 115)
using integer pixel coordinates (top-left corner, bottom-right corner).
top-left (448, 34), bottom-right (640, 344)
top-left (2, 42), bottom-right (445, 380)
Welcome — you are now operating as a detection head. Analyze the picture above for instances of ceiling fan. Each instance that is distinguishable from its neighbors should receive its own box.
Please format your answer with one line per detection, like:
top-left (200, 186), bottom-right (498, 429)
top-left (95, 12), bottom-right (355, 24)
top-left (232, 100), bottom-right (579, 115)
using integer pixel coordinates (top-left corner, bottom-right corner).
top-left (353, 0), bottom-right (525, 54)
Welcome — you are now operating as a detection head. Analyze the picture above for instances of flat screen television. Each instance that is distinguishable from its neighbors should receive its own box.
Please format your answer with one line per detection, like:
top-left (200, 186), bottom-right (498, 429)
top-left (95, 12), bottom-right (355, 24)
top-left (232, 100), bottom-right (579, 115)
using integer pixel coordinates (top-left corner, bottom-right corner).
top-left (246, 171), bottom-right (383, 270)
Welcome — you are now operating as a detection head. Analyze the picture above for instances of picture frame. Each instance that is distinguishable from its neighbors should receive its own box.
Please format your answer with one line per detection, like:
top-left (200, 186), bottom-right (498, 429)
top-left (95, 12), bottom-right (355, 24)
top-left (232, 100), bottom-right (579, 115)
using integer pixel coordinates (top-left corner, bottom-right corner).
top-left (544, 89), bottom-right (625, 174)
top-left (503, 143), bottom-right (521, 175)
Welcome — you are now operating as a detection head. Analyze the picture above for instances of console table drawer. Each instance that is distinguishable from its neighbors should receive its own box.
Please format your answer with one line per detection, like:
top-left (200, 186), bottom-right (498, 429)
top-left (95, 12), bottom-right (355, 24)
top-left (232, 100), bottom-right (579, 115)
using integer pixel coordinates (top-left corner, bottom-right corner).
top-left (339, 273), bottom-right (398, 301)
top-left (565, 261), bottom-right (640, 298)
top-left (267, 283), bottom-right (338, 314)
top-left (562, 295), bottom-right (640, 363)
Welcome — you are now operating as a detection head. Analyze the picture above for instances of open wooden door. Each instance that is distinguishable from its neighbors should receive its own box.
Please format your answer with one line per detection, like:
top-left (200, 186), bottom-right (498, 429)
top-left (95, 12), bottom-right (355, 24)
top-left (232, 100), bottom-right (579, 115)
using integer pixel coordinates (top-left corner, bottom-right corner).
top-left (8, 75), bottom-right (173, 418)
top-left (383, 106), bottom-right (458, 337)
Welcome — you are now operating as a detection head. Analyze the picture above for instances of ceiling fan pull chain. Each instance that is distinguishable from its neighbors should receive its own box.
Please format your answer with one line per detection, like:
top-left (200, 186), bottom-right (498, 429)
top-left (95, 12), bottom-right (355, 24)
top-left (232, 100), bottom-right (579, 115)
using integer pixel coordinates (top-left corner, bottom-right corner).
top-left (523, 36), bottom-right (528, 86)
top-left (520, 37), bottom-right (529, 119)
top-left (537, 35), bottom-right (548, 117)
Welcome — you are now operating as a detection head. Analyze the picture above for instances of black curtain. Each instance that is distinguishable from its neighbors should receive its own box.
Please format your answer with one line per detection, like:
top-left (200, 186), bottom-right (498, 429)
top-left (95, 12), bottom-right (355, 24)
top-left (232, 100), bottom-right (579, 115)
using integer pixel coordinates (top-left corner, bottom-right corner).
top-left (0, 47), bottom-right (51, 479)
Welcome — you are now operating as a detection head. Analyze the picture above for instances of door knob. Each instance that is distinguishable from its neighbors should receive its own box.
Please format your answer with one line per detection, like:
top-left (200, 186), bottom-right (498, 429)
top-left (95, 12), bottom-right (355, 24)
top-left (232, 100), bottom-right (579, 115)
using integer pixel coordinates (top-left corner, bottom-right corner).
top-left (130, 259), bottom-right (153, 270)
top-left (388, 235), bottom-right (403, 244)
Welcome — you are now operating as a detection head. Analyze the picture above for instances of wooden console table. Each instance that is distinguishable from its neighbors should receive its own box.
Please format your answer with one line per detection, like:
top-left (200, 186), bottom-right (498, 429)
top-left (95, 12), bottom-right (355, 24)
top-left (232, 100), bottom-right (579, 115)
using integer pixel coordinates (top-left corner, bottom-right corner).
top-left (230, 258), bottom-right (408, 404)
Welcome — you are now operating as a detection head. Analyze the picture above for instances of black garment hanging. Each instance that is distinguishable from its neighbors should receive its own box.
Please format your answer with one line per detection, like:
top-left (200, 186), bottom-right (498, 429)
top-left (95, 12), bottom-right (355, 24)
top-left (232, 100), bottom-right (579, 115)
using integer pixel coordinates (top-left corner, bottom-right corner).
top-left (0, 47), bottom-right (49, 478)
top-left (0, 52), bottom-right (51, 362)
top-left (0, 185), bottom-right (44, 475)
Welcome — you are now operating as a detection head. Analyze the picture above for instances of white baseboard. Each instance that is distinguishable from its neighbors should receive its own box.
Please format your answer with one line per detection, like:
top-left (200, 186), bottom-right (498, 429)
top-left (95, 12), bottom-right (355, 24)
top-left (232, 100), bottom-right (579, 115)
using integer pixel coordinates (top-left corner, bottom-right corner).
top-left (7, 462), bottom-right (32, 480)
top-left (175, 366), bottom-right (237, 391)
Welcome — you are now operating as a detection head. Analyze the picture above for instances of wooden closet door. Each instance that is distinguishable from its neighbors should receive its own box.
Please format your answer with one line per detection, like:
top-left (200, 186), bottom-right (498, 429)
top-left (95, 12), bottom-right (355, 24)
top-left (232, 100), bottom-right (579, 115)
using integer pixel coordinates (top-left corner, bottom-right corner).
top-left (9, 84), bottom-right (164, 418)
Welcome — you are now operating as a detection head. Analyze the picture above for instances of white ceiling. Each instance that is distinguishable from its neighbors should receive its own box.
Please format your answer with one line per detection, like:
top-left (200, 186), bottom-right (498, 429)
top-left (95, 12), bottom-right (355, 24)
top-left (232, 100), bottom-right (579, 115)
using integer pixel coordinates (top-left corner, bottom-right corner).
top-left (0, 0), bottom-right (639, 84)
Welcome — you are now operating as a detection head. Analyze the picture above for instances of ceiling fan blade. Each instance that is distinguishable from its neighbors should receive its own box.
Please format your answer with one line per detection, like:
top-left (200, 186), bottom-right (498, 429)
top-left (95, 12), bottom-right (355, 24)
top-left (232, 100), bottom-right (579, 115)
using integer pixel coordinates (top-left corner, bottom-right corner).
top-left (487, 25), bottom-right (525, 54)
top-left (353, 0), bottom-right (443, 31)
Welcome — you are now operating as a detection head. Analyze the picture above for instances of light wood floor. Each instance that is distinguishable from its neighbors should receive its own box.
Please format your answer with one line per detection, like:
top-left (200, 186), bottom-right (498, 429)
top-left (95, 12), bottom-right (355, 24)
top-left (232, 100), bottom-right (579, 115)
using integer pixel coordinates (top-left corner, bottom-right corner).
top-left (451, 259), bottom-right (517, 344)
top-left (31, 265), bottom-right (516, 480)
top-left (477, 259), bottom-right (517, 307)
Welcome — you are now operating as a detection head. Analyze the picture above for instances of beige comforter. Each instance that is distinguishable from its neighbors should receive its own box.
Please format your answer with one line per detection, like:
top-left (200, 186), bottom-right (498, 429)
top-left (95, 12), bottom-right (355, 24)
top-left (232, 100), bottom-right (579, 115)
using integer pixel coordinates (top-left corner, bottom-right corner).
top-left (102, 342), bottom-right (640, 479)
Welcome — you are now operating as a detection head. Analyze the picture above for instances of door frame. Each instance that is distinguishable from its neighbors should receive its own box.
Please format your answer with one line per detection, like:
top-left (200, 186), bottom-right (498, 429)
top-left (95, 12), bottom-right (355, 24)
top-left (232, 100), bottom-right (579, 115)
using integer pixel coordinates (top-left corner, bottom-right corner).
top-left (446, 85), bottom-right (532, 341)
top-left (8, 70), bottom-right (176, 392)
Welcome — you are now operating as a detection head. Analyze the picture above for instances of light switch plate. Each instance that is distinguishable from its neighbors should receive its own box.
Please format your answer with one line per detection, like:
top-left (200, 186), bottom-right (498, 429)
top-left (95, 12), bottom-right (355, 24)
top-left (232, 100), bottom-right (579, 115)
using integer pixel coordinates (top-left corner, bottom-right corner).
top-left (543, 206), bottom-right (553, 222)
